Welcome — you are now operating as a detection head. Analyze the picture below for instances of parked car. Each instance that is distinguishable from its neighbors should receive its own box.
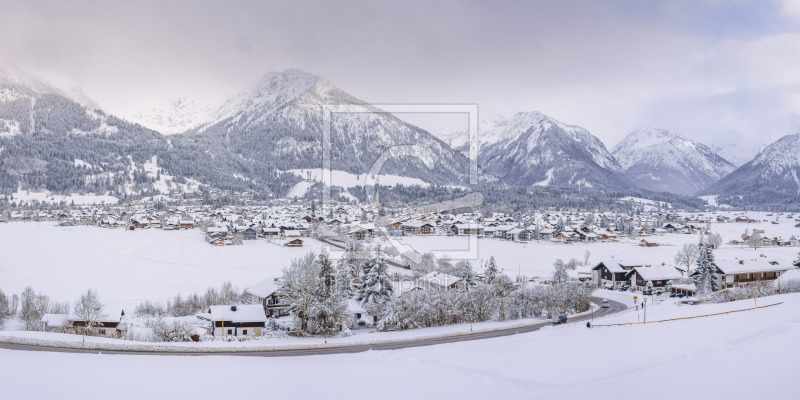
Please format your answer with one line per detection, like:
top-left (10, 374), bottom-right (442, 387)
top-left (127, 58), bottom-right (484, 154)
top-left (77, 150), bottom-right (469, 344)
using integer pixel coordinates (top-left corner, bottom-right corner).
top-left (552, 314), bottom-right (568, 325)
top-left (601, 299), bottom-right (609, 308)
top-left (669, 293), bottom-right (677, 298)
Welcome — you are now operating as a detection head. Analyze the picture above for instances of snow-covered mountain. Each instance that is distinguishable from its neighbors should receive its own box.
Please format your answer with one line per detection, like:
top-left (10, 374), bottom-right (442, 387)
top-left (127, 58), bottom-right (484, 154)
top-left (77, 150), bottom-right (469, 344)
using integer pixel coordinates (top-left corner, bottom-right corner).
top-left (479, 111), bottom-right (629, 189)
top-left (128, 97), bottom-right (220, 135)
top-left (704, 134), bottom-right (800, 202)
top-left (0, 64), bottom-right (304, 198)
top-left (612, 127), bottom-right (735, 195)
top-left (184, 69), bottom-right (470, 186)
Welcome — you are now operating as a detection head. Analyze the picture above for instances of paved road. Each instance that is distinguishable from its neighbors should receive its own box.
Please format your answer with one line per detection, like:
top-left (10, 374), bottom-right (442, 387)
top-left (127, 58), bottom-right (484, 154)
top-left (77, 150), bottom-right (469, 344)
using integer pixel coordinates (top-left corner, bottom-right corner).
top-left (0, 297), bottom-right (627, 357)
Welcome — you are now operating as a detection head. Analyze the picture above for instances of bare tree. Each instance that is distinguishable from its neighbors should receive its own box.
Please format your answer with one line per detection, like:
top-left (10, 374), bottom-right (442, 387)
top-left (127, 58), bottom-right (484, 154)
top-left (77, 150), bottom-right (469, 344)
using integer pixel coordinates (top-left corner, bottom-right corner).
top-left (674, 243), bottom-right (699, 275)
top-left (583, 250), bottom-right (591, 266)
top-left (74, 289), bottom-right (106, 334)
top-left (19, 287), bottom-right (43, 331)
top-left (707, 232), bottom-right (723, 249)
top-left (748, 231), bottom-right (763, 250)
top-left (552, 259), bottom-right (569, 283)
top-left (0, 288), bottom-right (11, 329)
top-left (278, 252), bottom-right (320, 332)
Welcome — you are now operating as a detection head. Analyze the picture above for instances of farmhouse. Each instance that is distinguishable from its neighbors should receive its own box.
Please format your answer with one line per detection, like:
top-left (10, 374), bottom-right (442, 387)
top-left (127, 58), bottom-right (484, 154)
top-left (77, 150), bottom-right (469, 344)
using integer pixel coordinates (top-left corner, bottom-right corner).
top-left (625, 265), bottom-right (684, 291)
top-left (209, 304), bottom-right (268, 337)
top-left (711, 257), bottom-right (790, 288)
top-left (246, 278), bottom-right (289, 317)
top-left (67, 308), bottom-right (125, 338)
top-left (592, 260), bottom-right (647, 288)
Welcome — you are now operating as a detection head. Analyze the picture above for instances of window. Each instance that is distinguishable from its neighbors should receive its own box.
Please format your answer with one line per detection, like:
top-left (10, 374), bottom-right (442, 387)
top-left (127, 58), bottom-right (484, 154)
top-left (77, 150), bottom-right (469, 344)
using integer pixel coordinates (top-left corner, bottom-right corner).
top-left (227, 329), bottom-right (232, 335)
top-left (99, 329), bottom-right (106, 335)
top-left (243, 329), bottom-right (248, 335)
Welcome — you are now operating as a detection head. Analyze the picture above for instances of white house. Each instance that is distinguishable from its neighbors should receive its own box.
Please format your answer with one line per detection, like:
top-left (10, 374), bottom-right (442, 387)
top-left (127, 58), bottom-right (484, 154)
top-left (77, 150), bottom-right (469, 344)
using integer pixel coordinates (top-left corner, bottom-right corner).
top-left (209, 304), bottom-right (269, 337)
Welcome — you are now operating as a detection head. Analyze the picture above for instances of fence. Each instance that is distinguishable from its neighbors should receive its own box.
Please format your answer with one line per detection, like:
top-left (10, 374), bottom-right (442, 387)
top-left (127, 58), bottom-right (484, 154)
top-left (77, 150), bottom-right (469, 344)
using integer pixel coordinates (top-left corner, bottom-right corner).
top-left (590, 301), bottom-right (784, 328)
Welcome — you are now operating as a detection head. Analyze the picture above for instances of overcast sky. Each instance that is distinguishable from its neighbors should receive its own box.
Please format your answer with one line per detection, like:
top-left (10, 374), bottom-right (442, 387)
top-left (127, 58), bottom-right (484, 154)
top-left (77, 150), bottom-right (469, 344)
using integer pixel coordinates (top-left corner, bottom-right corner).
top-left (2, 0), bottom-right (799, 164)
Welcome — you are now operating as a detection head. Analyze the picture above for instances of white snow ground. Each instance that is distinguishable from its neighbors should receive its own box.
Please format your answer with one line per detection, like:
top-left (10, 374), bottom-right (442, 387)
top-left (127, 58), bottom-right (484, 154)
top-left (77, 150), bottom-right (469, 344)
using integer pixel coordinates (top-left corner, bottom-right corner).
top-left (1, 293), bottom-right (798, 399)
top-left (0, 212), bottom-right (797, 310)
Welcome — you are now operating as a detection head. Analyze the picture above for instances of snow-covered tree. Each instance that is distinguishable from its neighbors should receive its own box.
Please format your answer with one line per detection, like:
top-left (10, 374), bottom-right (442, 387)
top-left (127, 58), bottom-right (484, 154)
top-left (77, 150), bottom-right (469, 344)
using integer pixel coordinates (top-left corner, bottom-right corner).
top-left (73, 288), bottom-right (106, 334)
top-left (665, 280), bottom-right (673, 293)
top-left (552, 259), bottom-right (569, 283)
top-left (19, 287), bottom-right (43, 331)
top-left (707, 232), bottom-right (723, 249)
top-left (485, 256), bottom-right (500, 284)
top-left (311, 250), bottom-right (348, 335)
top-left (674, 243), bottom-right (699, 275)
top-left (748, 231), bottom-right (763, 250)
top-left (335, 260), bottom-right (354, 298)
top-left (0, 288), bottom-right (11, 329)
top-left (340, 239), bottom-right (361, 291)
top-left (644, 280), bottom-right (654, 295)
top-left (456, 260), bottom-right (476, 290)
top-left (566, 258), bottom-right (578, 270)
top-left (692, 243), bottom-right (720, 298)
top-left (358, 246), bottom-right (394, 325)
top-left (278, 252), bottom-right (320, 332)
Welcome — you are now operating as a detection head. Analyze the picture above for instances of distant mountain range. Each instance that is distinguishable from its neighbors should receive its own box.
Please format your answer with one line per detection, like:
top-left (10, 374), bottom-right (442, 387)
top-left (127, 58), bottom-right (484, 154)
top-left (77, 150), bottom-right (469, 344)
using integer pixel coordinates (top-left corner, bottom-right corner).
top-left (612, 127), bottom-right (736, 196)
top-left (1, 63), bottom-right (798, 206)
top-left (478, 112), bottom-right (628, 190)
top-left (704, 134), bottom-right (800, 204)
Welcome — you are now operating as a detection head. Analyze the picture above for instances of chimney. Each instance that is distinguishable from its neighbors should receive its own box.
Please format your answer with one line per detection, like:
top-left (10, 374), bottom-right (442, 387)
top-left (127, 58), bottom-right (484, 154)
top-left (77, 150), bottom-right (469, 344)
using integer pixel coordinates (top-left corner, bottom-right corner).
top-left (231, 305), bottom-right (237, 312)
top-left (739, 260), bottom-right (744, 265)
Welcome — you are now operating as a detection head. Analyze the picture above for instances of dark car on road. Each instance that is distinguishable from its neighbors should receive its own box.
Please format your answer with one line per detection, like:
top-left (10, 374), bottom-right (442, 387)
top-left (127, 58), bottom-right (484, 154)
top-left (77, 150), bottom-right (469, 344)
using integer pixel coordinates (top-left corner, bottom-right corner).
top-left (552, 314), bottom-right (568, 325)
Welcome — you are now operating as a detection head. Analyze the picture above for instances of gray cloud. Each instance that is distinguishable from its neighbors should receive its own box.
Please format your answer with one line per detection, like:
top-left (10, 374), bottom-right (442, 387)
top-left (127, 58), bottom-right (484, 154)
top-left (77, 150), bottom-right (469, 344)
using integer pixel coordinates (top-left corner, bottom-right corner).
top-left (0, 0), bottom-right (798, 164)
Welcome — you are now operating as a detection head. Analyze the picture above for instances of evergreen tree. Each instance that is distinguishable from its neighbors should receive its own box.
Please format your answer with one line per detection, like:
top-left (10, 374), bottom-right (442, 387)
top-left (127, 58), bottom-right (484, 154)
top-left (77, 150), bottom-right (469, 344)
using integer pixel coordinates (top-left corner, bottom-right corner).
top-left (692, 243), bottom-right (720, 298)
top-left (311, 250), bottom-right (347, 335)
top-left (645, 280), bottom-right (654, 295)
top-left (358, 246), bottom-right (394, 324)
top-left (485, 256), bottom-right (500, 285)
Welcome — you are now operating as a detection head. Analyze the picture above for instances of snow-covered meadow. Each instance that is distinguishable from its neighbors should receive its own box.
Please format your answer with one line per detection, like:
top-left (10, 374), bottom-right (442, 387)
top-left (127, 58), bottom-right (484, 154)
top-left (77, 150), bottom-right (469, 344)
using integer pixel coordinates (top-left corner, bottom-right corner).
top-left (0, 222), bottom-right (324, 310)
top-left (2, 292), bottom-right (798, 399)
top-left (0, 211), bottom-right (798, 311)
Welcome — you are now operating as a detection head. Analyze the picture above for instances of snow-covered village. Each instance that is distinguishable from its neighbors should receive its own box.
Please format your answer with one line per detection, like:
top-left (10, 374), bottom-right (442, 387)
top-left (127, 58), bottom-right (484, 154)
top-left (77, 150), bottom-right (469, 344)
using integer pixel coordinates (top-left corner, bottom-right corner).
top-left (2, 1), bottom-right (800, 399)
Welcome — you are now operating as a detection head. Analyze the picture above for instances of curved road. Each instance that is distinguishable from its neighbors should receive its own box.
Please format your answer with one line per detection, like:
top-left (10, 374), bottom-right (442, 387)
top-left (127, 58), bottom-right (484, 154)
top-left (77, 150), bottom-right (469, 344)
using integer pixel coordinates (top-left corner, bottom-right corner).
top-left (0, 297), bottom-right (627, 357)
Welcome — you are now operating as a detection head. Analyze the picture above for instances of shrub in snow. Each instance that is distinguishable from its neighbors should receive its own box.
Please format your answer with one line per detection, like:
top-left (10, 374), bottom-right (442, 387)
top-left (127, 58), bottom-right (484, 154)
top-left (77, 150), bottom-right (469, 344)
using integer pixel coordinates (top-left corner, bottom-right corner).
top-left (154, 319), bottom-right (196, 342)
top-left (135, 300), bottom-right (165, 317)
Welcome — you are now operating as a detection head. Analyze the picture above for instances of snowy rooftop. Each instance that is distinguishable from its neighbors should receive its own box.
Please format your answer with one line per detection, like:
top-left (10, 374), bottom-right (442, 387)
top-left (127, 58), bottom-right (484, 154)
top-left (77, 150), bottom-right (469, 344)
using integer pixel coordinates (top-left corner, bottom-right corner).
top-left (419, 272), bottom-right (462, 288)
top-left (209, 305), bottom-right (268, 323)
top-left (627, 265), bottom-right (684, 282)
top-left (245, 278), bottom-right (280, 299)
top-left (716, 258), bottom-right (791, 274)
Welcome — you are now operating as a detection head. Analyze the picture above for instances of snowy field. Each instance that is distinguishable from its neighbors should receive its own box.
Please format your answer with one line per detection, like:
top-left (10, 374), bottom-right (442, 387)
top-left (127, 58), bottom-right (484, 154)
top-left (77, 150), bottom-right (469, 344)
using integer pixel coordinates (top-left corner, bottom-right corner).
top-left (2, 292), bottom-right (798, 399)
top-left (0, 211), bottom-right (798, 310)
top-left (0, 223), bottom-right (324, 310)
